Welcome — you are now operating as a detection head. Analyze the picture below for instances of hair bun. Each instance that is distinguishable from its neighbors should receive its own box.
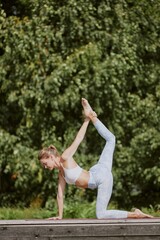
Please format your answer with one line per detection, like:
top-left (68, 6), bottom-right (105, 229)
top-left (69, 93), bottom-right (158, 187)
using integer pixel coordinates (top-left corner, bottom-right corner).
top-left (48, 145), bottom-right (56, 150)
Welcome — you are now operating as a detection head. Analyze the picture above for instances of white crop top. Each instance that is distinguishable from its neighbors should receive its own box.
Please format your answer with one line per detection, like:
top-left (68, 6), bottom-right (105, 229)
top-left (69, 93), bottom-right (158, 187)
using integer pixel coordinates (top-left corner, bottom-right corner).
top-left (63, 165), bottom-right (83, 184)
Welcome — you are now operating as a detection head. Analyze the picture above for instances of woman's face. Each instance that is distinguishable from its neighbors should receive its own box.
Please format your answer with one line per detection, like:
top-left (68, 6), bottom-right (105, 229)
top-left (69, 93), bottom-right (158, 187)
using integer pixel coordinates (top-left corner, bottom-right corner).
top-left (40, 155), bottom-right (57, 170)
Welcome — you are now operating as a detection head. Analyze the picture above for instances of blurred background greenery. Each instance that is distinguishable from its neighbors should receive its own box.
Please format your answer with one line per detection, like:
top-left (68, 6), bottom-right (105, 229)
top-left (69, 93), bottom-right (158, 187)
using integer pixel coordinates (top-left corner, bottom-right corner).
top-left (0, 0), bottom-right (160, 218)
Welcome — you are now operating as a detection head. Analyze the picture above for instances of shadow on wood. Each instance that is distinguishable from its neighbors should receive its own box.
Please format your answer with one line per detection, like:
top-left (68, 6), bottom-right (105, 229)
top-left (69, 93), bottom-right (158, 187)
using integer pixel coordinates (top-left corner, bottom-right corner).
top-left (0, 218), bottom-right (160, 240)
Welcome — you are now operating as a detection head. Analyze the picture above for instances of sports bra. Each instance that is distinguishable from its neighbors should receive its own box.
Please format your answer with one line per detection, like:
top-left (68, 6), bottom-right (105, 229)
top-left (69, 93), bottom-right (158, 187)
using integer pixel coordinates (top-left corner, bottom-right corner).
top-left (63, 165), bottom-right (83, 184)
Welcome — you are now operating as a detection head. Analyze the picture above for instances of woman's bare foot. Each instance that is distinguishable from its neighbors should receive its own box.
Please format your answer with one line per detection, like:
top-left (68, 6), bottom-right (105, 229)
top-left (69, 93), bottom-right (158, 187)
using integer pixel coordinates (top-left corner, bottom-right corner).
top-left (128, 208), bottom-right (154, 218)
top-left (81, 98), bottom-right (97, 118)
top-left (134, 209), bottom-right (153, 218)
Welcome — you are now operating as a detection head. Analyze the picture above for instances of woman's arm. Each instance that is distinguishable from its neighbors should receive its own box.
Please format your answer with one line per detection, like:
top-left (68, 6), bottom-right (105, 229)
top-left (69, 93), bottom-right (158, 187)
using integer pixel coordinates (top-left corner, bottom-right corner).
top-left (61, 118), bottom-right (90, 160)
top-left (56, 173), bottom-right (66, 219)
top-left (49, 172), bottom-right (66, 220)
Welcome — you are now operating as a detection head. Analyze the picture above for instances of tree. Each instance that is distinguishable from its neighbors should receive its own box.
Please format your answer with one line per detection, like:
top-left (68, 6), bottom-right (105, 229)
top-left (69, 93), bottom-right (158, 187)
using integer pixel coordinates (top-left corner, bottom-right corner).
top-left (0, 0), bottom-right (159, 210)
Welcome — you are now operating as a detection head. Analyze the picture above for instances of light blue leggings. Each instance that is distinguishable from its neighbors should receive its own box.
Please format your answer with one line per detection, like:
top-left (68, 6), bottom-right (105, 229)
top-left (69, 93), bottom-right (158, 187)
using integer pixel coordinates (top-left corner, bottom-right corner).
top-left (88, 119), bottom-right (128, 219)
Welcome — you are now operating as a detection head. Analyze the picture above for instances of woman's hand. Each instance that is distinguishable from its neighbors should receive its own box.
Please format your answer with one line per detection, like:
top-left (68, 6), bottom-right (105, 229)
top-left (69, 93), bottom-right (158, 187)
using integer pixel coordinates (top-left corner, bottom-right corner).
top-left (48, 216), bottom-right (62, 220)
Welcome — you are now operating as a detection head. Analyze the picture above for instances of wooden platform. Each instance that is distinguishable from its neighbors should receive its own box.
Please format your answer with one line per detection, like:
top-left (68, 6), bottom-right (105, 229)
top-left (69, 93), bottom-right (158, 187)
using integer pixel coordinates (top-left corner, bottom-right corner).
top-left (0, 218), bottom-right (160, 240)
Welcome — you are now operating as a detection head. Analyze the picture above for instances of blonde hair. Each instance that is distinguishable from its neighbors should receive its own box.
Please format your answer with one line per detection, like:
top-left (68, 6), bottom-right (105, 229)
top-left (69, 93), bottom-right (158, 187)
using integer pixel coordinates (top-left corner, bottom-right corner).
top-left (38, 145), bottom-right (59, 161)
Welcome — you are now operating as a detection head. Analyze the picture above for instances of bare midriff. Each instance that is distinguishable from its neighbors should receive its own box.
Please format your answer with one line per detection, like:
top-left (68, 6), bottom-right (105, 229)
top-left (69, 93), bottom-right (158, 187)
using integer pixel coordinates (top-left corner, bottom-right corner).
top-left (75, 169), bottom-right (90, 188)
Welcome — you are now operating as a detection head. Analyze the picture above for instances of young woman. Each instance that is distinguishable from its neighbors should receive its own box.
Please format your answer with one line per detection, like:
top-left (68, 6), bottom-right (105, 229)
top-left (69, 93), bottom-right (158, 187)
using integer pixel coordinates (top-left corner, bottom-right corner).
top-left (38, 98), bottom-right (153, 220)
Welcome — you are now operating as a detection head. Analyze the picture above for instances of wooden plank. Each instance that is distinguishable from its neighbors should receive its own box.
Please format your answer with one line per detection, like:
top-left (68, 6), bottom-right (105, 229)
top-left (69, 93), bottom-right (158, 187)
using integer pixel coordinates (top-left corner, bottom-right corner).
top-left (0, 237), bottom-right (159, 240)
top-left (0, 219), bottom-right (160, 240)
top-left (0, 224), bottom-right (159, 236)
top-left (0, 218), bottom-right (160, 225)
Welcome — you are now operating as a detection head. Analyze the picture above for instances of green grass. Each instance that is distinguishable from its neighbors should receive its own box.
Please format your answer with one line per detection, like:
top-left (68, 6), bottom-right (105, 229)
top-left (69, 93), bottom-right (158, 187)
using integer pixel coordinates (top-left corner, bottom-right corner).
top-left (0, 202), bottom-right (159, 220)
top-left (141, 206), bottom-right (160, 218)
top-left (0, 201), bottom-right (96, 220)
top-left (0, 207), bottom-right (52, 220)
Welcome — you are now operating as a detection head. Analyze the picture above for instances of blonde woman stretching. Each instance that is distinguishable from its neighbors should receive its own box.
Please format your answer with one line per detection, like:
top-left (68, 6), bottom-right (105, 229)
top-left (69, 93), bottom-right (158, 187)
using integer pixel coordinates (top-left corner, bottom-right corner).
top-left (38, 98), bottom-right (153, 220)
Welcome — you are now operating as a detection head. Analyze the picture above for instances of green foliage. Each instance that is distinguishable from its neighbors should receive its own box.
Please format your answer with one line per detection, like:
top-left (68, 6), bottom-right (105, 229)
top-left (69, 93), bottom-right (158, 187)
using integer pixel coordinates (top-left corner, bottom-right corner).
top-left (0, 204), bottom-right (159, 220)
top-left (0, 207), bottom-right (52, 220)
top-left (0, 0), bottom-right (160, 213)
top-left (0, 200), bottom-right (96, 219)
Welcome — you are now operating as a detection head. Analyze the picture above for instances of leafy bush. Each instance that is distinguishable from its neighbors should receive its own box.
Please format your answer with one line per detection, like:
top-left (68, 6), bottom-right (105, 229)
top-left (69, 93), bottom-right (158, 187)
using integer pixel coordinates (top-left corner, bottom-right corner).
top-left (0, 0), bottom-right (159, 209)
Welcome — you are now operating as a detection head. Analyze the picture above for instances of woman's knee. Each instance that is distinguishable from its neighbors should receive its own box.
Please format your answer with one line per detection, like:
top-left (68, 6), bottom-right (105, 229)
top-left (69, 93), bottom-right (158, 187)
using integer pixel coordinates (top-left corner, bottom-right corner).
top-left (96, 210), bottom-right (105, 219)
top-left (109, 135), bottom-right (116, 146)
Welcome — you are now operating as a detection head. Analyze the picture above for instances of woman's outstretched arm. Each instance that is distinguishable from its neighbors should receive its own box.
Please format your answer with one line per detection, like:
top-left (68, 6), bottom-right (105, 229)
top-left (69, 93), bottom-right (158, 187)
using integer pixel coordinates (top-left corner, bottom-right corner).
top-left (61, 118), bottom-right (90, 160)
top-left (49, 172), bottom-right (66, 220)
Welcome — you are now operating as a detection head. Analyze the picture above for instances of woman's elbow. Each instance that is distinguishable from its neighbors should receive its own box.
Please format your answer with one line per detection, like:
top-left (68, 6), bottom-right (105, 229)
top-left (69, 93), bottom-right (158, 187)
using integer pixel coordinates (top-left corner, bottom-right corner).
top-left (57, 194), bottom-right (64, 200)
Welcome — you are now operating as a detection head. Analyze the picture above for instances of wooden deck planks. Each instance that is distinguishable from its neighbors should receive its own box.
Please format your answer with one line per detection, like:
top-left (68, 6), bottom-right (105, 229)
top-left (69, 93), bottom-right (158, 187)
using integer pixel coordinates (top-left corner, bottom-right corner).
top-left (0, 218), bottom-right (160, 240)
